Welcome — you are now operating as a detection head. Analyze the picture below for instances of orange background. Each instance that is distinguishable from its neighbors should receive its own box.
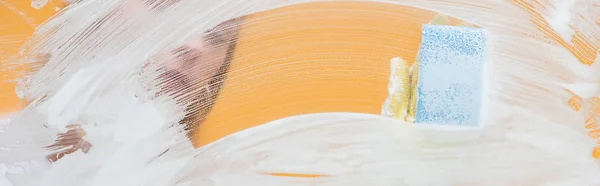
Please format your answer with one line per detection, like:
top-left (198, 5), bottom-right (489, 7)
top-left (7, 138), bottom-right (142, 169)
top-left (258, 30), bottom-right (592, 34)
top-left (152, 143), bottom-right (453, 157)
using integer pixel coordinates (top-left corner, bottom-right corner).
top-left (193, 2), bottom-right (463, 146)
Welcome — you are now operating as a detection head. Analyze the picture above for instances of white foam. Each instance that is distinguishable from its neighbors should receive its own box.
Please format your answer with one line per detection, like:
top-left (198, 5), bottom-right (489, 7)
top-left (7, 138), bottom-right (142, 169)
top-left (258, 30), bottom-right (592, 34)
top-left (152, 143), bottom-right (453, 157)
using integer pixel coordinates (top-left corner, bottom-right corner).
top-left (30, 0), bottom-right (49, 10)
top-left (545, 0), bottom-right (576, 43)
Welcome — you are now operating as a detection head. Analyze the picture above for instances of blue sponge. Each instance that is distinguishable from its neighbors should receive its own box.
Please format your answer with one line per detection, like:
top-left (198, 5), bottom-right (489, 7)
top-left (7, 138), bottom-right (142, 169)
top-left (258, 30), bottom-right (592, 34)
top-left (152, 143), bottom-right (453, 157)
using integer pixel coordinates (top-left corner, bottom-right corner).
top-left (415, 25), bottom-right (487, 127)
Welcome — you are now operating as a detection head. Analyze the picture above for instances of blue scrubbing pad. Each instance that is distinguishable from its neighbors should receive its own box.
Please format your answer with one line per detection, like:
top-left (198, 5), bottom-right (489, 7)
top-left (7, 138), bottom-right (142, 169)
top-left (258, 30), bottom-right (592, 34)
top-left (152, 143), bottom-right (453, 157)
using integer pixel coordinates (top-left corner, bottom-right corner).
top-left (414, 24), bottom-right (487, 127)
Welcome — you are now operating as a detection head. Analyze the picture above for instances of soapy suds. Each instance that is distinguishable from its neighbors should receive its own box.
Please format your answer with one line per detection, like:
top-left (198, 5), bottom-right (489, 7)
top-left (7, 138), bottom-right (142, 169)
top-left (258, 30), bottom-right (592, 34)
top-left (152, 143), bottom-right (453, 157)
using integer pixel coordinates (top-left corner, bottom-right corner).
top-left (1, 0), bottom-right (600, 185)
top-left (30, 0), bottom-right (48, 10)
top-left (545, 0), bottom-right (576, 43)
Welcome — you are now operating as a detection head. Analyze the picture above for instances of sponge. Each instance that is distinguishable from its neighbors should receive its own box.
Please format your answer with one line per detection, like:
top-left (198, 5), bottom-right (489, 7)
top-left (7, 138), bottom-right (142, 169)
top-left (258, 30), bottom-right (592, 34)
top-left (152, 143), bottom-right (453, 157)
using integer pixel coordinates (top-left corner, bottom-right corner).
top-left (414, 25), bottom-right (487, 126)
top-left (381, 57), bottom-right (411, 120)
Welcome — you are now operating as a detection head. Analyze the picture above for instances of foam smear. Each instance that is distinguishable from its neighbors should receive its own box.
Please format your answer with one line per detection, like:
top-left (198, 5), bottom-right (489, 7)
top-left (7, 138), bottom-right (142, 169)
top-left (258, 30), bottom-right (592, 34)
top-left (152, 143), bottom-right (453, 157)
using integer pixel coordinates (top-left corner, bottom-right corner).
top-left (545, 0), bottom-right (576, 42)
top-left (183, 113), bottom-right (600, 185)
top-left (30, 0), bottom-right (49, 10)
top-left (1, 0), bottom-right (600, 185)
